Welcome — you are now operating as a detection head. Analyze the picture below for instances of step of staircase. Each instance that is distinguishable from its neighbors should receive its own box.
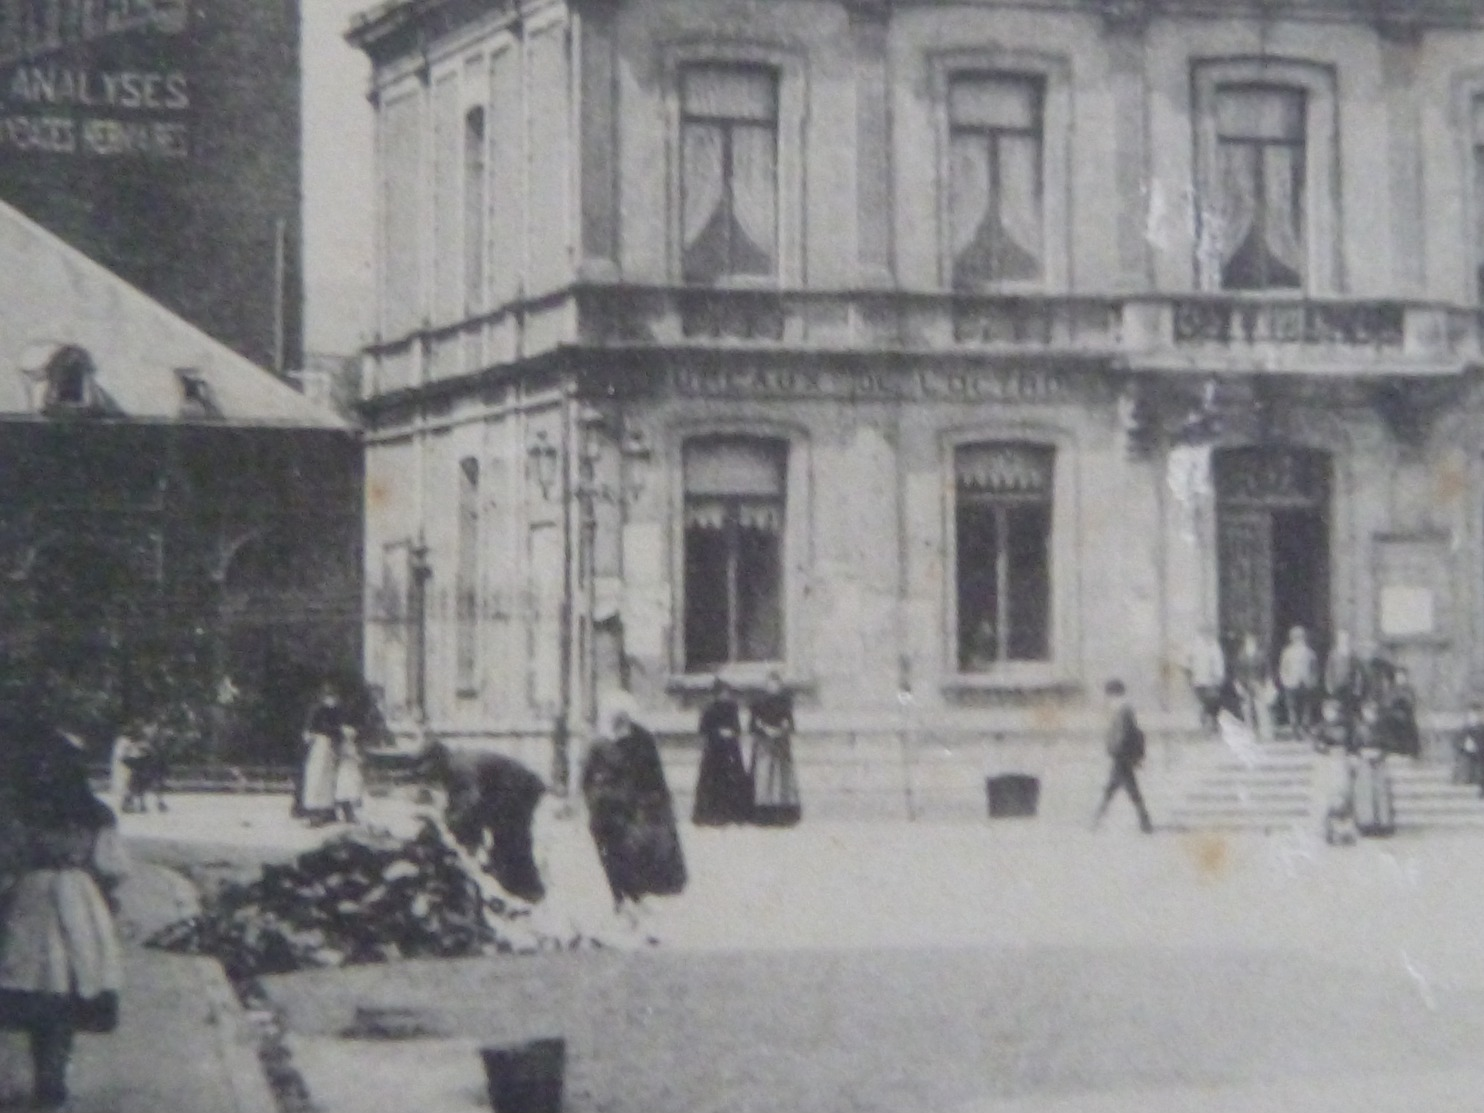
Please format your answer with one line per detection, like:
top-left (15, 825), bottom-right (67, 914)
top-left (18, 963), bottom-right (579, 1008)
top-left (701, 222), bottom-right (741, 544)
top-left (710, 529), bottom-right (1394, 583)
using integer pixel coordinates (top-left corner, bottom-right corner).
top-left (1160, 734), bottom-right (1484, 832)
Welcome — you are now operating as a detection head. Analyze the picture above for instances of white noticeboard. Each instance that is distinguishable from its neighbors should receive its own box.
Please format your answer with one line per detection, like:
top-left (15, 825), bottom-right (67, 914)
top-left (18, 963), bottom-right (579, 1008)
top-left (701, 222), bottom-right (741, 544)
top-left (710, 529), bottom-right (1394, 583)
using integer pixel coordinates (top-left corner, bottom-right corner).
top-left (1379, 585), bottom-right (1435, 639)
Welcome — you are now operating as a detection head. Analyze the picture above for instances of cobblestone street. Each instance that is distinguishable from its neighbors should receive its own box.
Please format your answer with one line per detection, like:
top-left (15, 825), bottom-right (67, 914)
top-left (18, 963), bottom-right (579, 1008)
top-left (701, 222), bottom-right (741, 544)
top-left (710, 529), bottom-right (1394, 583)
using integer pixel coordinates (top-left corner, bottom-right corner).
top-left (101, 793), bottom-right (1484, 1113)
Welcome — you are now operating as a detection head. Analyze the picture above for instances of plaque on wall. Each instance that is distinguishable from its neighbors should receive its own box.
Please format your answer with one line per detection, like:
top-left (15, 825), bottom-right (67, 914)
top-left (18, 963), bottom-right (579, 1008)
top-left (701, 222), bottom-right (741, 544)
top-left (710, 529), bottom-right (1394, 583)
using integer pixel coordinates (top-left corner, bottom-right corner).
top-left (1379, 585), bottom-right (1436, 639)
top-left (1373, 533), bottom-right (1453, 645)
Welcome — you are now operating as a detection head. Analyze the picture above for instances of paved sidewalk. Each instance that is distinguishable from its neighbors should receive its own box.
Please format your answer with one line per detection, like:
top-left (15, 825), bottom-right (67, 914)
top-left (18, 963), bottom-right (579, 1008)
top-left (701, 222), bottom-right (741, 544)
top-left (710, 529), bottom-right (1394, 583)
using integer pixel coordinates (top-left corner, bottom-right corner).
top-left (0, 855), bottom-right (276, 1113)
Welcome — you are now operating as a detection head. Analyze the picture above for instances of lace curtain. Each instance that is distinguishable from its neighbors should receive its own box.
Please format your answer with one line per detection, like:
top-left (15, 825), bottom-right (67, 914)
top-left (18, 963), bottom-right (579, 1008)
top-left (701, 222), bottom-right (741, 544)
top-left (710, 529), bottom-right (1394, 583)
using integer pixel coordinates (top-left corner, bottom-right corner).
top-left (949, 75), bottom-right (1043, 287)
top-left (1214, 86), bottom-right (1306, 290)
top-left (681, 66), bottom-right (778, 282)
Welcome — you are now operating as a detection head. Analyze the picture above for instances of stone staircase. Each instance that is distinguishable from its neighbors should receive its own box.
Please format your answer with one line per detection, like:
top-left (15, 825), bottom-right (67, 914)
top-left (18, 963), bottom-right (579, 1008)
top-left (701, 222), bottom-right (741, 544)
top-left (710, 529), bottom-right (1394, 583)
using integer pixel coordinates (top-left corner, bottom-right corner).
top-left (1161, 736), bottom-right (1484, 833)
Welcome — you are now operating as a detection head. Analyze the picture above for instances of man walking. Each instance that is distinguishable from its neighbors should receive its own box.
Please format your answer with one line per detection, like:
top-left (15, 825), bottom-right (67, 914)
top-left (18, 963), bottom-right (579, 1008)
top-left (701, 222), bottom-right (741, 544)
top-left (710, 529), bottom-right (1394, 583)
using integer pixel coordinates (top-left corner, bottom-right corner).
top-left (1092, 679), bottom-right (1154, 834)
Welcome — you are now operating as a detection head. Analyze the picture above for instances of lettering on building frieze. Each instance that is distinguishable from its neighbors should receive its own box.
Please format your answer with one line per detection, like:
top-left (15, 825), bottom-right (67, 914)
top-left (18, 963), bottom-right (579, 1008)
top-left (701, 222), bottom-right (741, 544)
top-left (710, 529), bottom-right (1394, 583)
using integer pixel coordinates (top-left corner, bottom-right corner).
top-left (668, 366), bottom-right (1077, 403)
top-left (1172, 300), bottom-right (1406, 348)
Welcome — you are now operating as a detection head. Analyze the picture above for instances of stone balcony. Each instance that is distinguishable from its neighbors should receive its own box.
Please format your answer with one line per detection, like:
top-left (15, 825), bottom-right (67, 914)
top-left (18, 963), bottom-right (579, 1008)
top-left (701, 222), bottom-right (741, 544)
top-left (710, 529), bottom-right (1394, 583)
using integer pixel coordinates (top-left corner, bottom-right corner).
top-left (363, 285), bottom-right (1484, 400)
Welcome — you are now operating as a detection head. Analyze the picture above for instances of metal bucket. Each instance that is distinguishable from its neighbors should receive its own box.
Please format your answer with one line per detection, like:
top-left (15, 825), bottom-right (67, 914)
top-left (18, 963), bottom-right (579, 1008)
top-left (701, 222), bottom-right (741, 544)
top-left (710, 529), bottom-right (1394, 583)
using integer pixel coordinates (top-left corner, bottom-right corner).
top-left (480, 1038), bottom-right (566, 1113)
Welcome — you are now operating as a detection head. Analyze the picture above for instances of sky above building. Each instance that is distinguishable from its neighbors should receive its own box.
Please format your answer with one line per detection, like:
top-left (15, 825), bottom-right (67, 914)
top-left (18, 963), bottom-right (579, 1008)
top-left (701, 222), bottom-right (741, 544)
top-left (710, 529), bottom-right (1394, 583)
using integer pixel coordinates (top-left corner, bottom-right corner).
top-left (302, 0), bottom-right (375, 357)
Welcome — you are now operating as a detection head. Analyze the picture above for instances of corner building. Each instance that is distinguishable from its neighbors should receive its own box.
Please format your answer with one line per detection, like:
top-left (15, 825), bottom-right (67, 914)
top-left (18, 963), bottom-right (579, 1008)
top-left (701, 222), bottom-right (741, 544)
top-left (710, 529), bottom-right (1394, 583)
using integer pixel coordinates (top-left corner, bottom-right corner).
top-left (351, 0), bottom-right (1484, 810)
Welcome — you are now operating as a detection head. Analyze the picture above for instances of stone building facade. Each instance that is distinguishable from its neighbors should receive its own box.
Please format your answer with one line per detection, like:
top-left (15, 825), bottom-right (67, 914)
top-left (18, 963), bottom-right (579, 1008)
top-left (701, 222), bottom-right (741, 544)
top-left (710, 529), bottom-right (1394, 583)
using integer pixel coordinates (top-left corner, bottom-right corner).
top-left (350, 0), bottom-right (1484, 796)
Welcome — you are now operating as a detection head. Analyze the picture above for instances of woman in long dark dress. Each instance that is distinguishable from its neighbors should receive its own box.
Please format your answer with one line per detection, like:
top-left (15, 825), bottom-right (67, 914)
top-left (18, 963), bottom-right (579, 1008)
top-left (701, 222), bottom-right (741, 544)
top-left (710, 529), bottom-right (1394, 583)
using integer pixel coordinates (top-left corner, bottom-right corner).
top-left (748, 671), bottom-right (802, 827)
top-left (581, 695), bottom-right (686, 918)
top-left (0, 720), bottom-right (126, 1109)
top-left (692, 680), bottom-right (752, 826)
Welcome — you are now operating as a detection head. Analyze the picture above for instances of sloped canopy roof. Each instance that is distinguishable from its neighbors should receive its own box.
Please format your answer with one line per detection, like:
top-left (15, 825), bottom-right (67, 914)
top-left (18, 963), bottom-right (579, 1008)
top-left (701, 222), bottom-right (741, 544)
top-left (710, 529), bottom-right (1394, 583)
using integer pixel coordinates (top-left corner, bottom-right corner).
top-left (0, 200), bottom-right (348, 429)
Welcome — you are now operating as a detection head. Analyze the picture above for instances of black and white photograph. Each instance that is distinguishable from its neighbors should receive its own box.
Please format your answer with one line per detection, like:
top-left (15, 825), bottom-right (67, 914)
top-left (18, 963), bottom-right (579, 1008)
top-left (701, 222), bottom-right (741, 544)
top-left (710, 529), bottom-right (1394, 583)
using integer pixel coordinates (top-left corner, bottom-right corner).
top-left (7, 0), bottom-right (1484, 1110)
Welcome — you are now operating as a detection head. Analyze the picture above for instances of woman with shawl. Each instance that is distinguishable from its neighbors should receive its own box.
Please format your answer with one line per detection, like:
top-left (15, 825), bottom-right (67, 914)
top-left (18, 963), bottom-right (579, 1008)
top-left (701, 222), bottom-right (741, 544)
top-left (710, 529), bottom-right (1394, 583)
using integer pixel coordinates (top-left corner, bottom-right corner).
top-left (0, 717), bottom-right (127, 1109)
top-left (580, 693), bottom-right (686, 920)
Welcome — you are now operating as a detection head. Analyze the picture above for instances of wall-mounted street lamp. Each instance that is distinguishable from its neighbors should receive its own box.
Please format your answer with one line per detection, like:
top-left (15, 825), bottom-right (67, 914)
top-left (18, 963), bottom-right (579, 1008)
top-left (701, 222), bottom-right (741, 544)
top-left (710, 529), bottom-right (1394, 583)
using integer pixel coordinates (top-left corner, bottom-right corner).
top-left (574, 408), bottom-right (654, 505)
top-left (619, 427), bottom-right (653, 503)
top-left (527, 430), bottom-right (561, 500)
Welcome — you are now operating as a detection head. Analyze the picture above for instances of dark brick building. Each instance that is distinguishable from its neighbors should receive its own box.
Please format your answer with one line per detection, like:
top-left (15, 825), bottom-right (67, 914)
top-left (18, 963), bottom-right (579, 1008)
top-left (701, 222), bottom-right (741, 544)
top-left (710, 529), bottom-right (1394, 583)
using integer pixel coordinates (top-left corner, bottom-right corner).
top-left (0, 199), bottom-right (355, 764)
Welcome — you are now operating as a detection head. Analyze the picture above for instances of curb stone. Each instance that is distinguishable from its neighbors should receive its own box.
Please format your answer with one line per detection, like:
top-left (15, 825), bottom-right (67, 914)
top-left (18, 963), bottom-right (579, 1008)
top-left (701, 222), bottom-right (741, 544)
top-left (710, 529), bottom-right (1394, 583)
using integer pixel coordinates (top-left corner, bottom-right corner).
top-left (155, 867), bottom-right (284, 1113)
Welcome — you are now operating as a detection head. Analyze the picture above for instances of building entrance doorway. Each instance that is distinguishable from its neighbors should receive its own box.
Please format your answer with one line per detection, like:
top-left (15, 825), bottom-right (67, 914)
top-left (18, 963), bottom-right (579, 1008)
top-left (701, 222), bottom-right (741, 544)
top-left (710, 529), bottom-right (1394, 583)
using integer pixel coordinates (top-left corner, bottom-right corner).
top-left (1215, 446), bottom-right (1331, 667)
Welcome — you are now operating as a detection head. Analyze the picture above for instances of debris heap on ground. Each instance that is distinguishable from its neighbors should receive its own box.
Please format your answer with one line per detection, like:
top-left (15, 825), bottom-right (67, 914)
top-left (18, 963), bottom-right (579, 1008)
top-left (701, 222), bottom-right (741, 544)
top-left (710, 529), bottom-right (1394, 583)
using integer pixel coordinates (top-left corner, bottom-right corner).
top-left (147, 819), bottom-right (600, 980)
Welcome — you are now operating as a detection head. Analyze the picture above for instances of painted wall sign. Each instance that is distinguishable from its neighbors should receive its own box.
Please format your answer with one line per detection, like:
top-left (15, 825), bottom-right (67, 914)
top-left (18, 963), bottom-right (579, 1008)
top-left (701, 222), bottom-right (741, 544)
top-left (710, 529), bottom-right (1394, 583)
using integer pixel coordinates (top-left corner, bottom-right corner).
top-left (668, 366), bottom-right (1076, 403)
top-left (0, 0), bottom-right (303, 370)
top-left (0, 0), bottom-right (193, 160)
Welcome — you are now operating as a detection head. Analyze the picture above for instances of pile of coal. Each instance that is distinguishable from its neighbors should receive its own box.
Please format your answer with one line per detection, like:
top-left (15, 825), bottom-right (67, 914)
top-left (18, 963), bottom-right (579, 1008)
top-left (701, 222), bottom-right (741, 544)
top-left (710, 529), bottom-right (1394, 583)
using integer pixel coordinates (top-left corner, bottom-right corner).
top-left (148, 820), bottom-right (596, 980)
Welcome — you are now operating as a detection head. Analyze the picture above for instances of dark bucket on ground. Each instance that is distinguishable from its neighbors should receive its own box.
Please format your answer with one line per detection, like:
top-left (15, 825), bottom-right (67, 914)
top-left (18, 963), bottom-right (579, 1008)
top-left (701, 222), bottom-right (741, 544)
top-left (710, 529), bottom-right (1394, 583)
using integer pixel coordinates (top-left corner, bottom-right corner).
top-left (986, 774), bottom-right (1040, 818)
top-left (481, 1037), bottom-right (566, 1113)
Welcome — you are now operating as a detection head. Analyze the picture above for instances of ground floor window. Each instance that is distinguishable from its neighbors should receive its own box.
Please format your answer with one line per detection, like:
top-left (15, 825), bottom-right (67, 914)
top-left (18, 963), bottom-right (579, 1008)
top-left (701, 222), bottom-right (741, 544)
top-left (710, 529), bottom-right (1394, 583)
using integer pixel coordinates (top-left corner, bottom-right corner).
top-left (955, 442), bottom-right (1053, 670)
top-left (684, 435), bottom-right (787, 669)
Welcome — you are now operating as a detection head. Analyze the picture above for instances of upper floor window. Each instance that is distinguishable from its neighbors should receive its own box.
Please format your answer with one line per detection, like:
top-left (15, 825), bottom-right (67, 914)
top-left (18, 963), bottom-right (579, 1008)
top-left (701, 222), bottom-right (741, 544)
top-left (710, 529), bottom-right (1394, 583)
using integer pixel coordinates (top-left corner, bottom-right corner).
top-left (683, 435), bottom-right (786, 670)
top-left (955, 442), bottom-right (1053, 670)
top-left (947, 74), bottom-right (1045, 289)
top-left (1473, 96), bottom-right (1484, 303)
top-left (455, 456), bottom-right (480, 695)
top-left (463, 106), bottom-right (487, 311)
top-left (680, 64), bottom-right (779, 284)
top-left (1212, 85), bottom-right (1306, 291)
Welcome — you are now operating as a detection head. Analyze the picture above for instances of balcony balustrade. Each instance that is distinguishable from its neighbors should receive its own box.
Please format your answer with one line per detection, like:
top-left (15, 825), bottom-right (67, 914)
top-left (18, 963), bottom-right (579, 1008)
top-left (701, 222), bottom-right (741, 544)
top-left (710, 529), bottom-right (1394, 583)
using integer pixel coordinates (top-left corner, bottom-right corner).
top-left (362, 283), bottom-right (1484, 399)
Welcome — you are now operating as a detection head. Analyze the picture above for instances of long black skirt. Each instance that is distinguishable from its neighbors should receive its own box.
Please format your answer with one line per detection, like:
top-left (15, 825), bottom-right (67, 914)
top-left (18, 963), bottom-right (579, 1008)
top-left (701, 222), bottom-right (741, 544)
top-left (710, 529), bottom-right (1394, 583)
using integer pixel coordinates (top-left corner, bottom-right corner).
top-left (692, 738), bottom-right (752, 826)
top-left (588, 800), bottom-right (687, 903)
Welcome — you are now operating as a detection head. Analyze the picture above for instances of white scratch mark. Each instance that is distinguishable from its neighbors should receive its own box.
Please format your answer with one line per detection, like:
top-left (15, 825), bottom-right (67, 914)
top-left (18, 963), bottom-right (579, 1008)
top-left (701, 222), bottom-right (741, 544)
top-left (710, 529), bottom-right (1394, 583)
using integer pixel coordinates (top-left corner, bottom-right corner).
top-left (1402, 950), bottom-right (1439, 1011)
top-left (1267, 827), bottom-right (1319, 879)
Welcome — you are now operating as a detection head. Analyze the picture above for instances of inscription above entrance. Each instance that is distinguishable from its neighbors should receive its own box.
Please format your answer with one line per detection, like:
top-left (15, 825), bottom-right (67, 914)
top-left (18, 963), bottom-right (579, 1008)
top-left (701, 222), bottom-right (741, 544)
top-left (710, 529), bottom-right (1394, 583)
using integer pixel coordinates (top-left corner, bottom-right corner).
top-left (667, 366), bottom-right (1077, 403)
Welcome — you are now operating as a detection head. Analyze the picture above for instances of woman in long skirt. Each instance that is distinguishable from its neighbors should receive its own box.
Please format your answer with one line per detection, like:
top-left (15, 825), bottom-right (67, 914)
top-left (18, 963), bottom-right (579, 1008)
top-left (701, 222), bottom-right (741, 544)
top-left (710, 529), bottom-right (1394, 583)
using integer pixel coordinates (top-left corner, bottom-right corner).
top-left (581, 694), bottom-right (686, 919)
top-left (301, 684), bottom-right (345, 825)
top-left (748, 671), bottom-right (802, 827)
top-left (692, 680), bottom-right (752, 826)
top-left (0, 722), bottom-right (126, 1110)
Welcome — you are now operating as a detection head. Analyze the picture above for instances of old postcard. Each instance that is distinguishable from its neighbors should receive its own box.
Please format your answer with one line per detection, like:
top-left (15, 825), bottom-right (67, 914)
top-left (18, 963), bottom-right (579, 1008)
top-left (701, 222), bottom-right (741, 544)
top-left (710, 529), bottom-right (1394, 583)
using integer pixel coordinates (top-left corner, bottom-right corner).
top-left (3, 1), bottom-right (1484, 1111)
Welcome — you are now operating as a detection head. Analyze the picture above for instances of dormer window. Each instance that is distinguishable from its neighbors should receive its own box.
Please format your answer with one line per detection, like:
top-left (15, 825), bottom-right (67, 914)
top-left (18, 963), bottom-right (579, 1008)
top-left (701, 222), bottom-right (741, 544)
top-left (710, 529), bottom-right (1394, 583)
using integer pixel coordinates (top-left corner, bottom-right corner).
top-left (23, 344), bottom-right (102, 414)
top-left (176, 368), bottom-right (219, 419)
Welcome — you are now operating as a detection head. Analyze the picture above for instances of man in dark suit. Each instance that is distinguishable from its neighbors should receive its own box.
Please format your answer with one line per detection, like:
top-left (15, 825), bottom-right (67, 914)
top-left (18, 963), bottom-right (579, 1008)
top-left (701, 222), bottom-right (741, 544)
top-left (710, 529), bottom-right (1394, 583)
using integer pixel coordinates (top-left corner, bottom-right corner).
top-left (1092, 678), bottom-right (1154, 834)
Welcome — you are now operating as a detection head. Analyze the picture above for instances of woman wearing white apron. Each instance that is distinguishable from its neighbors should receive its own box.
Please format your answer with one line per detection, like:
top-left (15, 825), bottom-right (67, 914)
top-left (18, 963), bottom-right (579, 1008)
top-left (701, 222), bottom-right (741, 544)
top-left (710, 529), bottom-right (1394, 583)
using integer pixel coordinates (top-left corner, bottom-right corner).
top-left (0, 724), bottom-right (127, 1110)
top-left (301, 684), bottom-right (346, 826)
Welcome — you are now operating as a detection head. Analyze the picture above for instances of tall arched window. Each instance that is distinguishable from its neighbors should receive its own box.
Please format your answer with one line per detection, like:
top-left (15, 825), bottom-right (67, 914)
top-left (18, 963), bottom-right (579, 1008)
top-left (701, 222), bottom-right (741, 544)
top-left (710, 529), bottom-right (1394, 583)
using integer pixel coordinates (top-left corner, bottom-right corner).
top-left (683, 435), bottom-right (787, 669)
top-left (464, 105), bottom-right (487, 311)
top-left (455, 456), bottom-right (480, 694)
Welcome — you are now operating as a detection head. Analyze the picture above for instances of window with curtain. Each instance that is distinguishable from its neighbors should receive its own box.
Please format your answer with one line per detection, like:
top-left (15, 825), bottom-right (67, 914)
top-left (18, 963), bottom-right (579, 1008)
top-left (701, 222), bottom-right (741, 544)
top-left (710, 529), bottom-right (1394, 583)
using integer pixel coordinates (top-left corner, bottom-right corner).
top-left (1212, 84), bottom-right (1306, 291)
top-left (1473, 96), bottom-right (1484, 303)
top-left (683, 436), bottom-right (787, 669)
top-left (955, 443), bottom-right (1053, 670)
top-left (948, 74), bottom-right (1045, 289)
top-left (455, 457), bottom-right (479, 694)
top-left (680, 64), bottom-right (779, 283)
top-left (464, 106), bottom-right (486, 312)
